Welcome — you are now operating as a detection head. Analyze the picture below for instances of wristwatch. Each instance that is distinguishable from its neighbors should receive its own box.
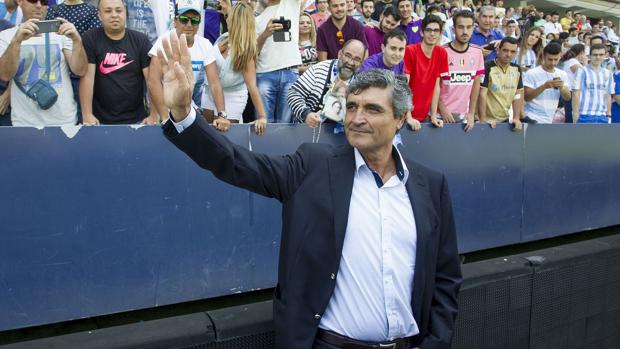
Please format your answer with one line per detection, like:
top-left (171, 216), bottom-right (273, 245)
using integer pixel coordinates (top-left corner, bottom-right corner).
top-left (217, 111), bottom-right (228, 119)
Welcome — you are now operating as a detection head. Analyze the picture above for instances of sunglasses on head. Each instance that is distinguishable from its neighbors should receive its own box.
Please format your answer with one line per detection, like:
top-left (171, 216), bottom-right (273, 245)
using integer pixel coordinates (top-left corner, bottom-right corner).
top-left (178, 15), bottom-right (201, 26)
top-left (25, 0), bottom-right (48, 5)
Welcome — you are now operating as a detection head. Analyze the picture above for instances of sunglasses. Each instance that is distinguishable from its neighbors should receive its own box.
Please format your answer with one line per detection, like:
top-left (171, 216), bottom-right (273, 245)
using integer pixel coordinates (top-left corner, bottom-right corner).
top-left (25, 0), bottom-right (48, 5)
top-left (178, 15), bottom-right (201, 26)
top-left (336, 31), bottom-right (344, 45)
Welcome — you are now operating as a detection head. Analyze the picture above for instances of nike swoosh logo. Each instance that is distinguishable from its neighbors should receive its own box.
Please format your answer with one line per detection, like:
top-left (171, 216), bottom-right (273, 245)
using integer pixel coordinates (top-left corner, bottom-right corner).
top-left (99, 60), bottom-right (135, 74)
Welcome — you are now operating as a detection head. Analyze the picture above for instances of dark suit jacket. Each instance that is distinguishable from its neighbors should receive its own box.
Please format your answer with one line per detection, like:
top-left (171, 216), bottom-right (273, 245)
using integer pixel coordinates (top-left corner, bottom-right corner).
top-left (164, 116), bottom-right (462, 349)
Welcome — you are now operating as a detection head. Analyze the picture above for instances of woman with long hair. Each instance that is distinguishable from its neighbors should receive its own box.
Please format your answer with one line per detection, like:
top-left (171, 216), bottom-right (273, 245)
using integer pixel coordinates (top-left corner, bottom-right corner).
top-left (202, 2), bottom-right (267, 134)
top-left (514, 27), bottom-right (543, 71)
top-left (558, 43), bottom-right (586, 123)
top-left (299, 12), bottom-right (318, 74)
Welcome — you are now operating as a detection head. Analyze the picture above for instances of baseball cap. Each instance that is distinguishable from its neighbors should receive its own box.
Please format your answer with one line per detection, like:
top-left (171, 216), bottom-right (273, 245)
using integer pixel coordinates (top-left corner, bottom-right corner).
top-left (177, 0), bottom-right (203, 15)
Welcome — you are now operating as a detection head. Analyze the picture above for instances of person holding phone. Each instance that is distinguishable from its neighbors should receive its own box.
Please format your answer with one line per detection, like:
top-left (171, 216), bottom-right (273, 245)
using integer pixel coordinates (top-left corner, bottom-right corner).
top-left (523, 42), bottom-right (570, 124)
top-left (0, 0), bottom-right (87, 127)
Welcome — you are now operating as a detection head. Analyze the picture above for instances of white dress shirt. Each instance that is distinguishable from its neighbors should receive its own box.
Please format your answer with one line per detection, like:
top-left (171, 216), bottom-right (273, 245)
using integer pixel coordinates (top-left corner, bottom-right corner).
top-left (319, 148), bottom-right (419, 341)
top-left (172, 114), bottom-right (420, 341)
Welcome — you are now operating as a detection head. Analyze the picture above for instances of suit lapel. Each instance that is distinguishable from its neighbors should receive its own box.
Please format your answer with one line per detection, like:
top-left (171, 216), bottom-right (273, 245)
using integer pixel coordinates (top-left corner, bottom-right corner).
top-left (405, 162), bottom-right (435, 323)
top-left (328, 145), bottom-right (356, 256)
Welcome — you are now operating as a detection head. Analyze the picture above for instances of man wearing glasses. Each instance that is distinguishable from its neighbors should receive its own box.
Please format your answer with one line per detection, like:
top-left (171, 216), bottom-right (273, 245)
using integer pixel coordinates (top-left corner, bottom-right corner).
top-left (148, 0), bottom-right (226, 127)
top-left (403, 14), bottom-right (449, 129)
top-left (0, 0), bottom-right (87, 127)
top-left (80, 0), bottom-right (153, 125)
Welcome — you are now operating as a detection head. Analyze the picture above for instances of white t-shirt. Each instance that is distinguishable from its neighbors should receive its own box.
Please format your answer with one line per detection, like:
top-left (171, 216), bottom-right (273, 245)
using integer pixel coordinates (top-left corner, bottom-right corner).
top-left (0, 28), bottom-right (76, 127)
top-left (543, 21), bottom-right (561, 35)
top-left (150, 31), bottom-right (216, 106)
top-left (523, 66), bottom-right (568, 123)
top-left (149, 31), bottom-right (216, 84)
top-left (255, 0), bottom-right (302, 73)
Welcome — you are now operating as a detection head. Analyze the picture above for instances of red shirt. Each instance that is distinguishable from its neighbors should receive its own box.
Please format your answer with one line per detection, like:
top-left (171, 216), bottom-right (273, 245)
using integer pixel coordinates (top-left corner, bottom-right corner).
top-left (404, 44), bottom-right (450, 121)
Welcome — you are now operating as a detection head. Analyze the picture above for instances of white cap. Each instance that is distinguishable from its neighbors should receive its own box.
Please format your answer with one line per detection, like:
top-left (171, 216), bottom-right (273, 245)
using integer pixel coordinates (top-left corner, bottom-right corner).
top-left (177, 0), bottom-right (203, 16)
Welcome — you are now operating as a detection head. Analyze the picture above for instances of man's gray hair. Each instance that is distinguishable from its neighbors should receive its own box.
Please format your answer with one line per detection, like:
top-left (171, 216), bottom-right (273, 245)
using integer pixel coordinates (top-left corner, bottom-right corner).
top-left (346, 69), bottom-right (412, 118)
top-left (478, 5), bottom-right (495, 16)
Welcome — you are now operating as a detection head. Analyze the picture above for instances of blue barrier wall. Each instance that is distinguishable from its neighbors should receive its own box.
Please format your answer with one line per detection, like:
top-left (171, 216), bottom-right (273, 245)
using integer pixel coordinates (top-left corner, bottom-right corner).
top-left (0, 123), bottom-right (619, 331)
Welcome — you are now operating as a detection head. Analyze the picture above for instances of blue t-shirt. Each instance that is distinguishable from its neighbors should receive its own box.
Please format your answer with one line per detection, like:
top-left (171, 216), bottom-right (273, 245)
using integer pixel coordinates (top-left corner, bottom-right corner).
top-left (127, 1), bottom-right (158, 44)
top-left (612, 72), bottom-right (620, 123)
top-left (470, 26), bottom-right (504, 62)
top-left (359, 52), bottom-right (404, 75)
top-left (0, 3), bottom-right (20, 25)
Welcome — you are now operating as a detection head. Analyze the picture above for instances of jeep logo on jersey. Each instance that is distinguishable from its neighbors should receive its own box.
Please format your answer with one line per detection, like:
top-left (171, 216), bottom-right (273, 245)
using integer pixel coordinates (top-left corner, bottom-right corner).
top-left (450, 71), bottom-right (474, 85)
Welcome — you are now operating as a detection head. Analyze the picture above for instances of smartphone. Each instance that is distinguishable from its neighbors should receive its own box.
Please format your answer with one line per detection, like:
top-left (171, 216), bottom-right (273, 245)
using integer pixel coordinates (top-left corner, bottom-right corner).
top-left (37, 20), bottom-right (61, 33)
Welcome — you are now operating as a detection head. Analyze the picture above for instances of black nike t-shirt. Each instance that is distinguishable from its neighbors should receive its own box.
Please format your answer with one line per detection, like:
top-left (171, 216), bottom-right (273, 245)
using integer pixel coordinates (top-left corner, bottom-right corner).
top-left (82, 28), bottom-right (152, 124)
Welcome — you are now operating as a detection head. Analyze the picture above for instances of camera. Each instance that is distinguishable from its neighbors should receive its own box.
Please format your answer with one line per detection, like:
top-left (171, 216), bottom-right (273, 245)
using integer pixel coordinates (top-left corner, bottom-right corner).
top-left (272, 17), bottom-right (292, 42)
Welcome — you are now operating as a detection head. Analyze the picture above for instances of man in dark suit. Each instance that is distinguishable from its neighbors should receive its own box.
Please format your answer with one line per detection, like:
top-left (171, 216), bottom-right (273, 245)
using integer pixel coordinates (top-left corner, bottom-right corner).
top-left (159, 31), bottom-right (462, 349)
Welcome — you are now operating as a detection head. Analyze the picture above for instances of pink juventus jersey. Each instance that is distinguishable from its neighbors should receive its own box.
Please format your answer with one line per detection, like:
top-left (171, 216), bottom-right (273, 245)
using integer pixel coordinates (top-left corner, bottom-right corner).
top-left (439, 43), bottom-right (485, 117)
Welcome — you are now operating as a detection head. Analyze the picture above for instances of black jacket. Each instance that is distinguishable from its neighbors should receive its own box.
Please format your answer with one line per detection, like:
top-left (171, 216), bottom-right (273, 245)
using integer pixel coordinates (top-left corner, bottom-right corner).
top-left (163, 116), bottom-right (462, 349)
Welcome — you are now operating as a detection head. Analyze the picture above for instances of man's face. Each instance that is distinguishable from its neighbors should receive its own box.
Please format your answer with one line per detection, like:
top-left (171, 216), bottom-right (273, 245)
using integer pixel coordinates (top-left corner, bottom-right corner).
top-left (478, 9), bottom-right (494, 31)
top-left (398, 0), bottom-right (412, 21)
top-left (317, 0), bottom-right (328, 12)
top-left (506, 22), bottom-right (516, 34)
top-left (174, 11), bottom-right (201, 41)
top-left (346, 0), bottom-right (355, 12)
top-left (422, 22), bottom-right (441, 46)
top-left (344, 87), bottom-right (405, 154)
top-left (454, 17), bottom-right (474, 44)
top-left (592, 24), bottom-right (600, 33)
top-left (496, 0), bottom-right (503, 7)
top-left (382, 36), bottom-right (406, 67)
top-left (543, 52), bottom-right (561, 70)
top-left (98, 0), bottom-right (126, 32)
top-left (17, 0), bottom-right (47, 21)
top-left (496, 42), bottom-right (518, 64)
top-left (337, 43), bottom-right (365, 79)
top-left (380, 14), bottom-right (399, 33)
top-left (590, 48), bottom-right (606, 65)
top-left (566, 11), bottom-right (572, 18)
top-left (329, 0), bottom-right (347, 20)
top-left (552, 14), bottom-right (559, 23)
top-left (362, 1), bottom-right (374, 18)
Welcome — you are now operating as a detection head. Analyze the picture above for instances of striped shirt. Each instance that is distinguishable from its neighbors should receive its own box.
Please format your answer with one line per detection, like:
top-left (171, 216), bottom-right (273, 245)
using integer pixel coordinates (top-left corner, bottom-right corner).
top-left (514, 48), bottom-right (537, 70)
top-left (573, 65), bottom-right (615, 116)
top-left (287, 59), bottom-right (336, 123)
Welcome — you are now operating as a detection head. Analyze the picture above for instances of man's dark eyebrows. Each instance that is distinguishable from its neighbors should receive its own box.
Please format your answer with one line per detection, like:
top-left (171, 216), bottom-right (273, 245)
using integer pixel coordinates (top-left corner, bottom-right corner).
top-left (364, 102), bottom-right (385, 111)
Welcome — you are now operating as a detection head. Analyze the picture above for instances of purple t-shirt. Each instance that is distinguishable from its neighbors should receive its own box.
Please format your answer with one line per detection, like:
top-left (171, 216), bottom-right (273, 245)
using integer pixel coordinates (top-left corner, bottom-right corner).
top-left (317, 16), bottom-right (368, 59)
top-left (399, 18), bottom-right (423, 45)
top-left (359, 52), bottom-right (404, 74)
top-left (364, 26), bottom-right (384, 56)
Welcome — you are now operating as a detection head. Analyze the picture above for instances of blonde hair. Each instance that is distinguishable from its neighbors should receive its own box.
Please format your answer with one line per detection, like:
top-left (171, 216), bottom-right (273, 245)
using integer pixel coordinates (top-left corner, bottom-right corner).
top-left (228, 2), bottom-right (259, 72)
top-left (299, 12), bottom-right (317, 47)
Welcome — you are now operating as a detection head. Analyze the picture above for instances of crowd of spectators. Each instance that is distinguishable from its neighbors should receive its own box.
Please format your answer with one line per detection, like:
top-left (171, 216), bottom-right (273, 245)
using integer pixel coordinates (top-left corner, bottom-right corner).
top-left (0, 0), bottom-right (618, 130)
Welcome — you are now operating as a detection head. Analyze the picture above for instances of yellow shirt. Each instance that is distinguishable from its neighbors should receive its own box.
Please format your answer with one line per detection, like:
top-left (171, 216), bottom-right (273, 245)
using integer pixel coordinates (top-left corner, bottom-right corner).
top-left (481, 60), bottom-right (523, 122)
top-left (560, 17), bottom-right (573, 32)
